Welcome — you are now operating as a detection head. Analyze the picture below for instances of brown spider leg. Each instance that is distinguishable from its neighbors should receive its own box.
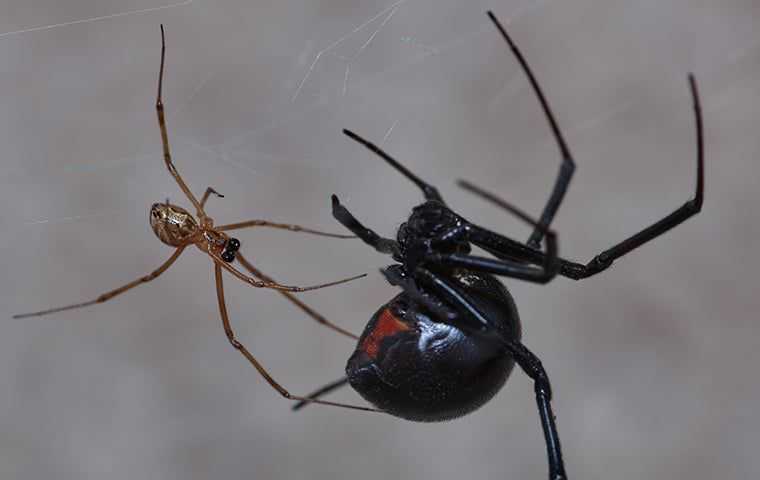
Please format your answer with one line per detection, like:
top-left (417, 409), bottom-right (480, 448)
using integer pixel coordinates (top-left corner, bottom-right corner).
top-left (13, 247), bottom-right (186, 319)
top-left (292, 376), bottom-right (351, 411)
top-left (217, 219), bottom-right (354, 239)
top-left (213, 264), bottom-right (378, 412)
top-left (235, 252), bottom-right (358, 339)
top-left (199, 187), bottom-right (224, 208)
top-left (204, 247), bottom-right (366, 292)
top-left (156, 25), bottom-right (205, 217)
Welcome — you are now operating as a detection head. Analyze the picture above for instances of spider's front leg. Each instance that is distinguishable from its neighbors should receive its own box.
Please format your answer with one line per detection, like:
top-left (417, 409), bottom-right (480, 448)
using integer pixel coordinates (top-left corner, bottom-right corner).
top-left (331, 194), bottom-right (400, 256)
top-left (199, 187), bottom-right (224, 209)
top-left (487, 11), bottom-right (576, 249)
top-left (154, 25), bottom-right (205, 217)
top-left (342, 129), bottom-right (444, 203)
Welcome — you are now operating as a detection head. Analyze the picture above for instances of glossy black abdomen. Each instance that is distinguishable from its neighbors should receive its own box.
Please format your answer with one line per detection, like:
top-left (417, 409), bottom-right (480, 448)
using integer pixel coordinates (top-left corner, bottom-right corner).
top-left (346, 271), bottom-right (521, 421)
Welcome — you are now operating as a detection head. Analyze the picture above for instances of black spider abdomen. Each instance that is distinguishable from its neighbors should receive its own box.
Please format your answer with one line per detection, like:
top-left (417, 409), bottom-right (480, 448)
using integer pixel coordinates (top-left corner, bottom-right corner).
top-left (346, 273), bottom-right (521, 422)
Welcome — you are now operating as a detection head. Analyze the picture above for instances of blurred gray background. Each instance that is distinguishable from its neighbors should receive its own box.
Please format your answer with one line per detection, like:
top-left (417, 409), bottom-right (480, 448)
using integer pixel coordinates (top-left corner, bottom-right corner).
top-left (0, 1), bottom-right (758, 479)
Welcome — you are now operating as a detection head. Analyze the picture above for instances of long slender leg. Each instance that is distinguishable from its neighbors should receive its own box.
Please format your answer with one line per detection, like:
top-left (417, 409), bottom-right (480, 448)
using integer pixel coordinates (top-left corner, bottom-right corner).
top-left (14, 247), bottom-right (185, 319)
top-left (396, 269), bottom-right (566, 479)
top-left (454, 182), bottom-right (558, 264)
top-left (459, 75), bottom-right (703, 281)
top-left (156, 25), bottom-right (205, 217)
top-left (235, 252), bottom-right (357, 339)
top-left (453, 180), bottom-right (557, 264)
top-left (467, 223), bottom-right (544, 264)
top-left (382, 265), bottom-right (458, 321)
top-left (459, 178), bottom-right (540, 227)
top-left (343, 129), bottom-right (444, 203)
top-left (206, 247), bottom-right (366, 292)
top-left (217, 219), bottom-right (354, 239)
top-left (559, 75), bottom-right (703, 280)
top-left (488, 11), bottom-right (575, 249)
top-left (199, 187), bottom-right (224, 208)
top-left (332, 195), bottom-right (400, 256)
top-left (504, 340), bottom-right (567, 480)
top-left (429, 226), bottom-right (558, 284)
top-left (291, 377), bottom-right (351, 411)
top-left (213, 264), bottom-right (378, 412)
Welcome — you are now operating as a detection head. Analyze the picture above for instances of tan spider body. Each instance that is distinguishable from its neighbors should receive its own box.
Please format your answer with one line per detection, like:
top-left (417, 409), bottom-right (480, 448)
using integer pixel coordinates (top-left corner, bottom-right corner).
top-left (14, 25), bottom-right (376, 414)
top-left (150, 202), bottom-right (202, 247)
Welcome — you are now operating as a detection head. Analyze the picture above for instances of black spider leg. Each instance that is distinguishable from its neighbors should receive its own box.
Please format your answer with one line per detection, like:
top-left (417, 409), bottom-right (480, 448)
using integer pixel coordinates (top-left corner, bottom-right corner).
top-left (466, 223), bottom-right (544, 263)
top-left (423, 182), bottom-right (560, 283)
top-left (411, 268), bottom-right (566, 480)
top-left (292, 377), bottom-right (350, 411)
top-left (458, 75), bottom-right (704, 281)
top-left (331, 195), bottom-right (400, 256)
top-left (557, 74), bottom-right (704, 279)
top-left (380, 265), bottom-right (457, 322)
top-left (455, 182), bottom-right (578, 273)
top-left (505, 341), bottom-right (566, 480)
top-left (343, 129), bottom-right (444, 203)
top-left (428, 225), bottom-right (559, 284)
top-left (488, 11), bottom-right (575, 249)
top-left (452, 179), bottom-right (550, 264)
top-left (432, 216), bottom-right (579, 286)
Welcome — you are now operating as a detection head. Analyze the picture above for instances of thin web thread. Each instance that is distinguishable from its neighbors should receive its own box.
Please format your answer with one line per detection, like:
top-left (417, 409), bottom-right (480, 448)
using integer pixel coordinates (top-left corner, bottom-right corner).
top-left (0, 0), bottom-right (193, 39)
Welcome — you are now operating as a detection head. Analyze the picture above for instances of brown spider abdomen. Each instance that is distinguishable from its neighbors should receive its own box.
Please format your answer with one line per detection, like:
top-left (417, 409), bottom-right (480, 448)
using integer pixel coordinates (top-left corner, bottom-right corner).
top-left (150, 203), bottom-right (199, 246)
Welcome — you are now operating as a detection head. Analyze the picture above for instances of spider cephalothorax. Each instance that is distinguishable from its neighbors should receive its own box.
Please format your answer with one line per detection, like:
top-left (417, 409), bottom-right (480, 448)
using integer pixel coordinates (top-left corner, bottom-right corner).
top-left (396, 201), bottom-right (472, 269)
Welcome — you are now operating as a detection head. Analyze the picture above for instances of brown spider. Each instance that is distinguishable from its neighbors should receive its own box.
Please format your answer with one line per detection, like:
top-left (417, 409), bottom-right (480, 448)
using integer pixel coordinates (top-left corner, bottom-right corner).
top-left (14, 25), bottom-right (374, 412)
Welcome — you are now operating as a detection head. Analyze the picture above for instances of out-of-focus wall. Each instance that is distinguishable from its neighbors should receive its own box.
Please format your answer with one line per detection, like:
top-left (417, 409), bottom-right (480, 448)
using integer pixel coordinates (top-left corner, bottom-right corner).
top-left (0, 1), bottom-right (758, 479)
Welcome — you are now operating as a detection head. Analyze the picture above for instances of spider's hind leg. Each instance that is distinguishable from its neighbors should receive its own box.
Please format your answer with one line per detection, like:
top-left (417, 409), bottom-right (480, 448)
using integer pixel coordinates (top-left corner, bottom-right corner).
top-left (212, 264), bottom-right (377, 413)
top-left (155, 25), bottom-right (204, 217)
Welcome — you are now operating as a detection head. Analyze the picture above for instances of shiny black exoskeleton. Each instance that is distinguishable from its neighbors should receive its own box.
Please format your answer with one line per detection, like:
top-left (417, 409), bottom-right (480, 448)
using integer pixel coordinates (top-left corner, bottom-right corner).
top-left (343, 196), bottom-right (524, 421)
top-left (347, 270), bottom-right (521, 422)
top-left (220, 237), bottom-right (241, 263)
top-left (296, 11), bottom-right (704, 480)
top-left (333, 173), bottom-right (561, 425)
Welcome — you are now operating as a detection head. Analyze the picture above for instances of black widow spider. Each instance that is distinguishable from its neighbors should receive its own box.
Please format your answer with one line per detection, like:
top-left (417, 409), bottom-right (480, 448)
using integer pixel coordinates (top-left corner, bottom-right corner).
top-left (293, 11), bottom-right (703, 480)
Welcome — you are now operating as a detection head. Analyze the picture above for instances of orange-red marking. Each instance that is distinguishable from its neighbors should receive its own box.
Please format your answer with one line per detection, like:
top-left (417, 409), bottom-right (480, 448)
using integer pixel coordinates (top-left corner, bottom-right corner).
top-left (360, 308), bottom-right (411, 359)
